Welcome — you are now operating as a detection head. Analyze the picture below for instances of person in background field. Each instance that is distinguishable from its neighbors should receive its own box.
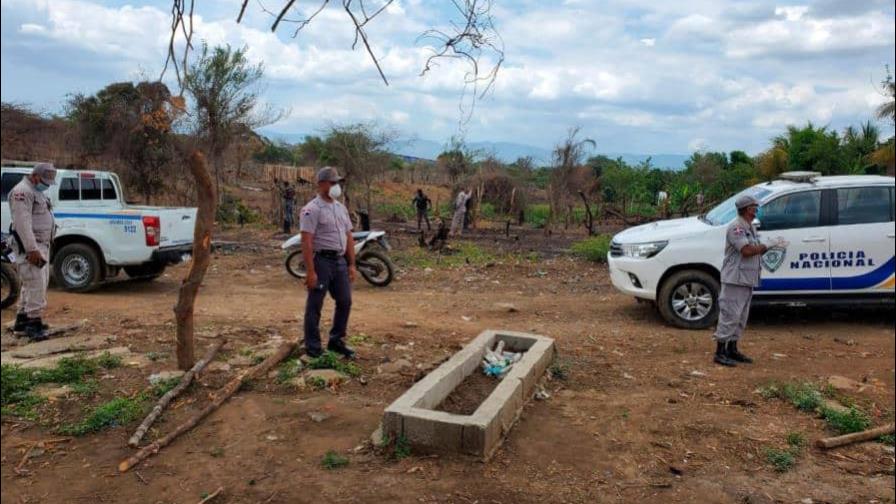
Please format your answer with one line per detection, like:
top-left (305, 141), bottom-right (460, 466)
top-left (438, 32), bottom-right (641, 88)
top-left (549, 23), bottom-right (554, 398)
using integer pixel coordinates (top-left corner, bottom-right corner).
top-left (449, 188), bottom-right (471, 236)
top-left (270, 177), bottom-right (283, 226)
top-left (283, 181), bottom-right (296, 234)
top-left (8, 163), bottom-right (57, 342)
top-left (712, 194), bottom-right (785, 366)
top-left (299, 167), bottom-right (357, 359)
top-left (412, 188), bottom-right (432, 231)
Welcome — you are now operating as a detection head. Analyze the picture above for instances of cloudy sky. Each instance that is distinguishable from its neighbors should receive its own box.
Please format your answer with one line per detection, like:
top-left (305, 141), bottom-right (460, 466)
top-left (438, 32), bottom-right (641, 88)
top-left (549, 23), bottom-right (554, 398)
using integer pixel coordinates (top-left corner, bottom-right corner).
top-left (1, 0), bottom-right (894, 156)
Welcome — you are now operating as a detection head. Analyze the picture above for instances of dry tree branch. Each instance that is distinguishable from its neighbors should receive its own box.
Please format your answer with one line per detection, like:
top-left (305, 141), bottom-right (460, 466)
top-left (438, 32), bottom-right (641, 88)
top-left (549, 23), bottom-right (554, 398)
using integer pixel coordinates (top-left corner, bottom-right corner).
top-left (160, 0), bottom-right (195, 93)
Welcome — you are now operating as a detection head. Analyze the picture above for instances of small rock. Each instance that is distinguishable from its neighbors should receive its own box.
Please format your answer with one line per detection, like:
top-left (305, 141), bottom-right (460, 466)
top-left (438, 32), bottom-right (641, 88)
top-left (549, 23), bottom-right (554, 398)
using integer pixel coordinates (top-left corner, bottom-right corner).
top-left (370, 424), bottom-right (385, 446)
top-left (461, 316), bottom-right (472, 322)
top-left (623, 372), bottom-right (634, 380)
top-left (148, 370), bottom-right (185, 385)
top-left (403, 321), bottom-right (419, 328)
top-left (827, 375), bottom-right (865, 393)
top-left (534, 388), bottom-right (551, 400)
top-left (801, 499), bottom-right (813, 504)
top-left (423, 267), bottom-right (433, 274)
top-left (690, 370), bottom-right (707, 377)
top-left (308, 411), bottom-right (330, 423)
top-left (289, 376), bottom-right (307, 389)
top-left (33, 384), bottom-right (72, 400)
top-left (772, 353), bottom-right (787, 359)
top-left (305, 369), bottom-right (348, 386)
top-left (265, 434), bottom-right (278, 441)
top-left (494, 302), bottom-right (518, 313)
top-left (208, 362), bottom-right (232, 372)
top-left (378, 359), bottom-right (412, 374)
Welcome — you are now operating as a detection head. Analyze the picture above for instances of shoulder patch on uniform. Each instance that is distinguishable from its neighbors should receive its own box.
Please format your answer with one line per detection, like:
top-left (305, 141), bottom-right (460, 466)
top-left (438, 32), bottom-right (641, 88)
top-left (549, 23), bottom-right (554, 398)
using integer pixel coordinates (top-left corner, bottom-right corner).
top-left (302, 208), bottom-right (313, 216)
top-left (13, 193), bottom-right (26, 201)
top-left (733, 227), bottom-right (745, 236)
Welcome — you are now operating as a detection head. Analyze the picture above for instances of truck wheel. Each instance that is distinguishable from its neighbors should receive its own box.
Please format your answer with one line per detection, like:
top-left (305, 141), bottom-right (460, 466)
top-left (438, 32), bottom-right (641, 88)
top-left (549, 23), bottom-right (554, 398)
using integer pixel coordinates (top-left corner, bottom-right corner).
top-left (53, 243), bottom-right (102, 292)
top-left (1, 262), bottom-right (21, 309)
top-left (124, 262), bottom-right (167, 281)
top-left (657, 270), bottom-right (719, 330)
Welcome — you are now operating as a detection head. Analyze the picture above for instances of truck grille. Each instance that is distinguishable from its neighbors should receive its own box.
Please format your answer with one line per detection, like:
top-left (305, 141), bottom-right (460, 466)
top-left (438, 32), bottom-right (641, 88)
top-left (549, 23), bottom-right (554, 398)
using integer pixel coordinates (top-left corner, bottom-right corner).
top-left (609, 241), bottom-right (623, 257)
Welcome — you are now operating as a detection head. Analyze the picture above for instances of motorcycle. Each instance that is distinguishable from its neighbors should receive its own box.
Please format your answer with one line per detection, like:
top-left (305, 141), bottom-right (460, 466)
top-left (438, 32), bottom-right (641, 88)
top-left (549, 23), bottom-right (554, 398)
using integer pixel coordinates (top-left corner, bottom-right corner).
top-left (1, 234), bottom-right (21, 310)
top-left (282, 230), bottom-right (395, 287)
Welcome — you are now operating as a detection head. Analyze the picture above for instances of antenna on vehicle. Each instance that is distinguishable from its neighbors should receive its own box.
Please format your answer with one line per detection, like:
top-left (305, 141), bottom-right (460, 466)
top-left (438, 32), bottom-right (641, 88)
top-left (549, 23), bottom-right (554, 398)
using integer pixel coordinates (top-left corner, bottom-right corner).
top-left (777, 171), bottom-right (821, 183)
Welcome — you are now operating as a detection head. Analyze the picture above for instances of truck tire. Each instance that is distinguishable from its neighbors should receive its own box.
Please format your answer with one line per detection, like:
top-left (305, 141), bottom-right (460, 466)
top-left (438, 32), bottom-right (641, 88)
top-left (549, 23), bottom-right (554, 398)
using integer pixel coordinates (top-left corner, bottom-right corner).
top-left (53, 243), bottom-right (102, 292)
top-left (1, 262), bottom-right (20, 309)
top-left (124, 262), bottom-right (166, 281)
top-left (657, 270), bottom-right (719, 330)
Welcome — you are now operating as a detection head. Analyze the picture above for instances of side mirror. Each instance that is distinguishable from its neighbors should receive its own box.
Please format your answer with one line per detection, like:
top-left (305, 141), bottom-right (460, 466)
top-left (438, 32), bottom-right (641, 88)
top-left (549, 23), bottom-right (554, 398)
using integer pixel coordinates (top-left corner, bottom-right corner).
top-left (752, 218), bottom-right (761, 229)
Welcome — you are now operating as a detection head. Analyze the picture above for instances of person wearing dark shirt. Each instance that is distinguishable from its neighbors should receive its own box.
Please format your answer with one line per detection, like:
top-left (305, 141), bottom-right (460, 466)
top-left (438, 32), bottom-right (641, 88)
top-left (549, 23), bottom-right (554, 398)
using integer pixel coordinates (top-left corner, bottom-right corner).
top-left (412, 189), bottom-right (432, 231)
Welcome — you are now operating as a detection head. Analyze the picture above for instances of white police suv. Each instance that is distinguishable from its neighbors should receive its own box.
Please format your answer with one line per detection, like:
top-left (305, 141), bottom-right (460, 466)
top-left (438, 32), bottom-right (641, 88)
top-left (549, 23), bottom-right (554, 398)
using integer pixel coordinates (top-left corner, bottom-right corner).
top-left (608, 172), bottom-right (895, 329)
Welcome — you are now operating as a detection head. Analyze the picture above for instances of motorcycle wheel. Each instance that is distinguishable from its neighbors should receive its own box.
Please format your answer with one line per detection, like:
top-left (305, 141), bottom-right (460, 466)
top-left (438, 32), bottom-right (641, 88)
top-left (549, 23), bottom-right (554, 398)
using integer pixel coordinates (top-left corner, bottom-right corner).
top-left (1, 262), bottom-right (21, 309)
top-left (357, 249), bottom-right (394, 287)
top-left (285, 250), bottom-right (307, 279)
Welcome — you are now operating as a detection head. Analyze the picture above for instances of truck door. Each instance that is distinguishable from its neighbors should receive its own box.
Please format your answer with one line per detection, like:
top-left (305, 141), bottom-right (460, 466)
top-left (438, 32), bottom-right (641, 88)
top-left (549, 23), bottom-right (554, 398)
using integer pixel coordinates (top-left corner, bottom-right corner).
top-left (755, 189), bottom-right (831, 293)
top-left (828, 186), bottom-right (895, 293)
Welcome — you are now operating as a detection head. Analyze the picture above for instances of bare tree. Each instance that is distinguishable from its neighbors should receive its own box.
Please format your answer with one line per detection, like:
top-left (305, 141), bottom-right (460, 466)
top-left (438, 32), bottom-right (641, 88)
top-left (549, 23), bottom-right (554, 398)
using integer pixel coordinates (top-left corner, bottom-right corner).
top-left (161, 0), bottom-right (502, 369)
top-left (546, 127), bottom-right (596, 233)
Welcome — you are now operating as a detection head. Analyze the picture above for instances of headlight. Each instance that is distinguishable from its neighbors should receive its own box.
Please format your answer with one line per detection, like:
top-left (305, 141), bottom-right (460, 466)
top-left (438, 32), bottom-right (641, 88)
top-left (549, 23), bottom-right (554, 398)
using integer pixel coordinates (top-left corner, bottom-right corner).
top-left (621, 241), bottom-right (668, 259)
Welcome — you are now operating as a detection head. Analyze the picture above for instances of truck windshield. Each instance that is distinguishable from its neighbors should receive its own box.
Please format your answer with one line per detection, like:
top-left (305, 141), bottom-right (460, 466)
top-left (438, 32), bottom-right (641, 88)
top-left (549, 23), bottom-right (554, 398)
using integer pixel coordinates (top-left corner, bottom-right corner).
top-left (703, 187), bottom-right (772, 226)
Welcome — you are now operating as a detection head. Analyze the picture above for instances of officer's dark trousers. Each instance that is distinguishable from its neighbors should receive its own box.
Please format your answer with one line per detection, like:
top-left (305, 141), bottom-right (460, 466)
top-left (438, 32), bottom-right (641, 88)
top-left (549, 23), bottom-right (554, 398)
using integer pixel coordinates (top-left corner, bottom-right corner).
top-left (304, 254), bottom-right (352, 354)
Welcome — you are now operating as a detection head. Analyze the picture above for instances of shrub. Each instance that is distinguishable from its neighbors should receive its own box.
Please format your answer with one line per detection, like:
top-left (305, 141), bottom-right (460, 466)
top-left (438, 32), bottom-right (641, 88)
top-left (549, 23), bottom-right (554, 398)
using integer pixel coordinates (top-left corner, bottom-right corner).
top-left (765, 447), bottom-right (796, 472)
top-left (570, 235), bottom-right (613, 263)
top-left (321, 450), bottom-right (349, 469)
top-left (821, 406), bottom-right (871, 435)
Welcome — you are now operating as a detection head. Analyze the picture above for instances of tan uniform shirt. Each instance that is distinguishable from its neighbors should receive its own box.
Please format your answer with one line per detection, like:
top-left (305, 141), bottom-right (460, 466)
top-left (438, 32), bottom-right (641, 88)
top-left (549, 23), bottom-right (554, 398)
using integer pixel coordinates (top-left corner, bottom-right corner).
top-left (721, 216), bottom-right (761, 287)
top-left (9, 178), bottom-right (55, 255)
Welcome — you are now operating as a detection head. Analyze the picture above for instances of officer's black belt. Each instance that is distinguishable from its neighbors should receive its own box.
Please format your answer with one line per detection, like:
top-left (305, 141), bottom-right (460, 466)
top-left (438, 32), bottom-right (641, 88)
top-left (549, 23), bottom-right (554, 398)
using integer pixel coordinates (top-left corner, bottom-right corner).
top-left (315, 250), bottom-right (342, 258)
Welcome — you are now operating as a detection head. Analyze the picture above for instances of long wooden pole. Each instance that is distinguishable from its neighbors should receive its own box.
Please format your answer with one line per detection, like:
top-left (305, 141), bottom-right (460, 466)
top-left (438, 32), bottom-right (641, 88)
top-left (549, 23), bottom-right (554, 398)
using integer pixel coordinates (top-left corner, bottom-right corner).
top-left (128, 339), bottom-right (226, 447)
top-left (816, 423), bottom-right (894, 449)
top-left (119, 341), bottom-right (296, 472)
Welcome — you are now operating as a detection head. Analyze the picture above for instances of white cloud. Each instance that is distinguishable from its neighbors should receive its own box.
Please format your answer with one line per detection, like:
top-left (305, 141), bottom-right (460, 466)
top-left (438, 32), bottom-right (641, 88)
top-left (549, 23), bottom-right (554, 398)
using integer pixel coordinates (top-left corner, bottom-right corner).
top-left (639, 38), bottom-right (656, 47)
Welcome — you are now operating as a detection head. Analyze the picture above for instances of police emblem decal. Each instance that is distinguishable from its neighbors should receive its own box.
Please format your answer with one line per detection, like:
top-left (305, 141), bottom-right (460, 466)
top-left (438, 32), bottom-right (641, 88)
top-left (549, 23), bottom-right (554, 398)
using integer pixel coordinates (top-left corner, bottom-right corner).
top-left (761, 246), bottom-right (787, 273)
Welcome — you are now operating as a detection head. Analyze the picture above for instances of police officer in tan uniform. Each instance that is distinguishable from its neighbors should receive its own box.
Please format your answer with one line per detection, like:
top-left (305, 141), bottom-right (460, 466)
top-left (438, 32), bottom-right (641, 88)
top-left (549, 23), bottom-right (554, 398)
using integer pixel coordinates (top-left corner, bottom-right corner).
top-left (299, 167), bottom-right (357, 359)
top-left (713, 194), bottom-right (766, 366)
top-left (8, 163), bottom-right (57, 341)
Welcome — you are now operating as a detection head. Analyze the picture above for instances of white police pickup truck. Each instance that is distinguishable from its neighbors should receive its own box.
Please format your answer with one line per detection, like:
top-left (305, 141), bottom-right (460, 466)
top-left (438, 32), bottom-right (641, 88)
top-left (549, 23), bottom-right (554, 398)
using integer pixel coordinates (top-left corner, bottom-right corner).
top-left (608, 172), bottom-right (895, 329)
top-left (1, 164), bottom-right (196, 292)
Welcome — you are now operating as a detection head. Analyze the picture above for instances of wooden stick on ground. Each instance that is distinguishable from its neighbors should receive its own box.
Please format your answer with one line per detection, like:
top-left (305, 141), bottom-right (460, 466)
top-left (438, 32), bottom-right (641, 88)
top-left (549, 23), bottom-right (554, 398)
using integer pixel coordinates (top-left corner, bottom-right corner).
top-left (128, 339), bottom-right (226, 448)
top-left (198, 486), bottom-right (224, 504)
top-left (119, 341), bottom-right (296, 473)
top-left (816, 423), bottom-right (895, 449)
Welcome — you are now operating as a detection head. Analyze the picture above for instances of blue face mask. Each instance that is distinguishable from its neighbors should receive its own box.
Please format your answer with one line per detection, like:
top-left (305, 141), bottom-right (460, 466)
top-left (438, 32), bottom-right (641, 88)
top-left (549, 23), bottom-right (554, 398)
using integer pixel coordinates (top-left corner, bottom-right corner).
top-left (35, 182), bottom-right (50, 192)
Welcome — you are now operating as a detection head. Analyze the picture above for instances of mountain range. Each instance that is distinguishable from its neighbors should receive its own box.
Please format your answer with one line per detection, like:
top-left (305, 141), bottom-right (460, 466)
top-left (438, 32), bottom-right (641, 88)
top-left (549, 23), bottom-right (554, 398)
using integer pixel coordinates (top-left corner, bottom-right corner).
top-left (261, 130), bottom-right (690, 170)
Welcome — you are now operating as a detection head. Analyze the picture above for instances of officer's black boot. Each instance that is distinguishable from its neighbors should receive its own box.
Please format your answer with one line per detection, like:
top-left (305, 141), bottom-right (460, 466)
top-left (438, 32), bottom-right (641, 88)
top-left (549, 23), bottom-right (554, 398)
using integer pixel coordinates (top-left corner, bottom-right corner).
top-left (14, 312), bottom-right (29, 332)
top-left (24, 318), bottom-right (49, 342)
top-left (713, 341), bottom-right (737, 367)
top-left (327, 341), bottom-right (356, 360)
top-left (14, 313), bottom-right (48, 333)
top-left (727, 341), bottom-right (753, 364)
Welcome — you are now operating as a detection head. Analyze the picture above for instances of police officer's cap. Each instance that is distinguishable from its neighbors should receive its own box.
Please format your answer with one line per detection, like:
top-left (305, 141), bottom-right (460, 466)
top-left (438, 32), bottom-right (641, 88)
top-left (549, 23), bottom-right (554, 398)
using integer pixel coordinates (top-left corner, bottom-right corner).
top-left (735, 194), bottom-right (759, 210)
top-left (32, 163), bottom-right (57, 185)
top-left (317, 166), bottom-right (344, 183)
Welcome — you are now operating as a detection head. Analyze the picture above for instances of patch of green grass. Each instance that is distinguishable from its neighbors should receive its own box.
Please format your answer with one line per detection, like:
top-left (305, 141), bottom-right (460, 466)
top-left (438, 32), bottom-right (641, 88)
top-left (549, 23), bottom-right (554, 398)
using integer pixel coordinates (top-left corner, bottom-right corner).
top-left (306, 351), bottom-right (361, 377)
top-left (786, 431), bottom-right (806, 449)
top-left (392, 434), bottom-right (411, 460)
top-left (549, 359), bottom-right (570, 381)
top-left (394, 242), bottom-right (500, 270)
top-left (307, 376), bottom-right (328, 390)
top-left (60, 396), bottom-right (145, 436)
top-left (276, 359), bottom-right (303, 384)
top-left (71, 379), bottom-right (99, 398)
top-left (152, 377), bottom-right (182, 397)
top-left (1, 364), bottom-right (38, 407)
top-left (820, 406), bottom-right (871, 435)
top-left (765, 447), bottom-right (797, 473)
top-left (779, 382), bottom-right (823, 412)
top-left (321, 450), bottom-right (349, 469)
top-left (95, 352), bottom-right (122, 369)
top-left (878, 434), bottom-right (895, 446)
top-left (209, 446), bottom-right (225, 458)
top-left (570, 235), bottom-right (613, 263)
top-left (347, 333), bottom-right (372, 346)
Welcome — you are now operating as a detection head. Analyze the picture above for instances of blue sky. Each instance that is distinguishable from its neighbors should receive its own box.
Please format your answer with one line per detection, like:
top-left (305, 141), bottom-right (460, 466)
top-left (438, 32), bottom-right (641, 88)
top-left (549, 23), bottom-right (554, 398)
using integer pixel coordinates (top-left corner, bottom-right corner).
top-left (1, 0), bottom-right (894, 156)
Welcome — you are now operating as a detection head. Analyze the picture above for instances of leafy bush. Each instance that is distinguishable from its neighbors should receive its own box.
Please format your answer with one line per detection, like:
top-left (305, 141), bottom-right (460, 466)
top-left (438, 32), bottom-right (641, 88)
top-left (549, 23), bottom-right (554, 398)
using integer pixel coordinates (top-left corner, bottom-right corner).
top-left (765, 447), bottom-right (796, 472)
top-left (306, 351), bottom-right (361, 377)
top-left (821, 406), bottom-right (871, 435)
top-left (321, 450), bottom-right (349, 469)
top-left (786, 431), bottom-right (805, 448)
top-left (570, 235), bottom-right (613, 263)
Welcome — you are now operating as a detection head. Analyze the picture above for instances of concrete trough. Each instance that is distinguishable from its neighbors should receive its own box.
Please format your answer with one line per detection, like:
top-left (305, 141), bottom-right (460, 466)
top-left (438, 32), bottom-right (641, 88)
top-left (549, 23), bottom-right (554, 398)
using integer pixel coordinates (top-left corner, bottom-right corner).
top-left (382, 330), bottom-right (555, 459)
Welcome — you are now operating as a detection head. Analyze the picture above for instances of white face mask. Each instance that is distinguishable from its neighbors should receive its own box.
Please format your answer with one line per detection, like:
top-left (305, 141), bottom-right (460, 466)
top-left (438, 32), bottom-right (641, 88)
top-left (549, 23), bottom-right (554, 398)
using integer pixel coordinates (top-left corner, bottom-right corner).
top-left (328, 183), bottom-right (342, 199)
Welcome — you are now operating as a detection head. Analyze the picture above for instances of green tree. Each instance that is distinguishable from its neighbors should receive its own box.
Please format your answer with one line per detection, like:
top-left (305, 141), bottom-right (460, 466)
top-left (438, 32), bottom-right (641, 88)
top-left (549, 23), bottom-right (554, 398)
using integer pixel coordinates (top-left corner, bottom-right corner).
top-left (773, 123), bottom-right (845, 174)
top-left (185, 43), bottom-right (273, 201)
top-left (322, 123), bottom-right (395, 215)
top-left (68, 81), bottom-right (178, 203)
top-left (437, 136), bottom-right (475, 184)
top-left (876, 67), bottom-right (895, 125)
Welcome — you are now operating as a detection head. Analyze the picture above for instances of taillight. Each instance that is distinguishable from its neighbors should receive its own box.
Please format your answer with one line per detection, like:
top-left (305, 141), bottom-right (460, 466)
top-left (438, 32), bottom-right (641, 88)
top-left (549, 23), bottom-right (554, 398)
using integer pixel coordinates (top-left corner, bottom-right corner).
top-left (143, 216), bottom-right (160, 246)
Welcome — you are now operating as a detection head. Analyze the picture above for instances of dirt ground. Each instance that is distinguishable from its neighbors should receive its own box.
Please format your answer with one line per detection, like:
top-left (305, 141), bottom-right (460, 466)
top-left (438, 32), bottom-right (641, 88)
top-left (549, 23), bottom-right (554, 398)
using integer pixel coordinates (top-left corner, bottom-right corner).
top-left (1, 223), bottom-right (894, 504)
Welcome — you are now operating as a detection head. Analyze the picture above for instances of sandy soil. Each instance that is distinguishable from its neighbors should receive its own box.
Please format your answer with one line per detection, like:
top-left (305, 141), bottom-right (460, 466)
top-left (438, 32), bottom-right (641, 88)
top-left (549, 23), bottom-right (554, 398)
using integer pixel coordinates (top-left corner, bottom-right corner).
top-left (1, 224), bottom-right (894, 504)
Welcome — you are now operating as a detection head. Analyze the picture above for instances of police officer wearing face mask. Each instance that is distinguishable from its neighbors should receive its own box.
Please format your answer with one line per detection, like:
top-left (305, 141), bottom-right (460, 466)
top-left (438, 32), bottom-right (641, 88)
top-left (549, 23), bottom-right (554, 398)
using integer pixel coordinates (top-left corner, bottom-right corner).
top-left (298, 167), bottom-right (357, 359)
top-left (8, 163), bottom-right (57, 341)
